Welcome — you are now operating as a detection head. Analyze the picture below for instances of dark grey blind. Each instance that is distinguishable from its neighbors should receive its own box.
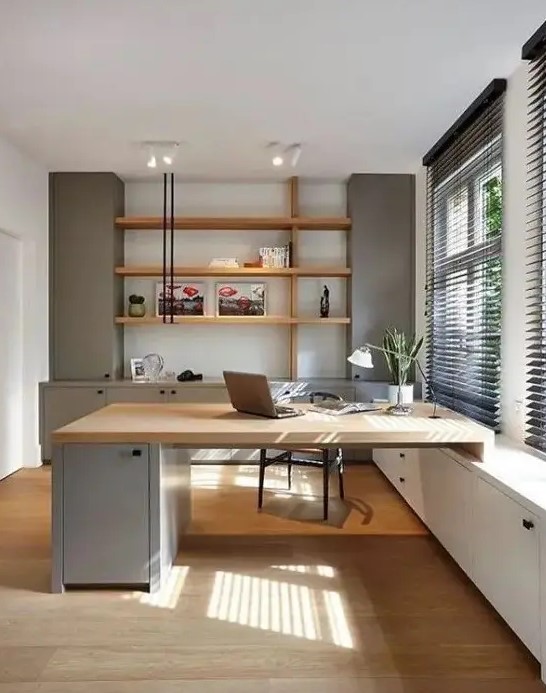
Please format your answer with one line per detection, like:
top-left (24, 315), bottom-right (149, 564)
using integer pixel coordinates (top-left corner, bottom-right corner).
top-left (424, 83), bottom-right (505, 429)
top-left (525, 28), bottom-right (546, 451)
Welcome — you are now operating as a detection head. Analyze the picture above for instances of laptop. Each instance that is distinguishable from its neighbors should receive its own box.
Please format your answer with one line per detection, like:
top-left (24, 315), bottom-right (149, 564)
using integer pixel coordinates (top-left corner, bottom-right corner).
top-left (223, 371), bottom-right (303, 419)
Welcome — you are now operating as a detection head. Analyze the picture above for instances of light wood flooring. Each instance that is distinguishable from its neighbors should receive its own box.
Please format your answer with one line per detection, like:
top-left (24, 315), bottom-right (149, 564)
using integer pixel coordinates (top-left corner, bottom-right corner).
top-left (0, 463), bottom-right (542, 692)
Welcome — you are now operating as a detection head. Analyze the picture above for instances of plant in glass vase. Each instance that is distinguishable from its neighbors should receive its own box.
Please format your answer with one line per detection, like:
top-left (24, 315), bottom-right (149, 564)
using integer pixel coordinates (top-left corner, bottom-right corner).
top-left (382, 328), bottom-right (424, 406)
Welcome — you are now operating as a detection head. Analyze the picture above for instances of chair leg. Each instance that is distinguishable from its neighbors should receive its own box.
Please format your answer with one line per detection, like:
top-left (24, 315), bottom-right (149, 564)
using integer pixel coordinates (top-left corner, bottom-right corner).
top-left (287, 453), bottom-right (293, 491)
top-left (322, 449), bottom-right (329, 521)
top-left (258, 449), bottom-right (266, 510)
top-left (337, 448), bottom-right (345, 500)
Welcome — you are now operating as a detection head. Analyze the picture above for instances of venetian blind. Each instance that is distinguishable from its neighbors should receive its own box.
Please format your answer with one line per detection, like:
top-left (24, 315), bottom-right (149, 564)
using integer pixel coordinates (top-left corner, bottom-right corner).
top-left (423, 80), bottom-right (506, 429)
top-left (524, 22), bottom-right (546, 451)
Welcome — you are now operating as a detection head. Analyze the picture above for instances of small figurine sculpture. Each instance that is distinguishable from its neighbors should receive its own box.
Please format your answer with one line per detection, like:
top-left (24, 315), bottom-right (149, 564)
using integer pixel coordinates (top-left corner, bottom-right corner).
top-left (320, 285), bottom-right (330, 318)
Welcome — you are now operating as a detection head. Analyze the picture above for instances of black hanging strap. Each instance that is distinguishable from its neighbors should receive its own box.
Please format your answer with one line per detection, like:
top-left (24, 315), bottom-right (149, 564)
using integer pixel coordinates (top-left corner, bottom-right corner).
top-left (162, 172), bottom-right (167, 324)
top-left (170, 172), bottom-right (175, 323)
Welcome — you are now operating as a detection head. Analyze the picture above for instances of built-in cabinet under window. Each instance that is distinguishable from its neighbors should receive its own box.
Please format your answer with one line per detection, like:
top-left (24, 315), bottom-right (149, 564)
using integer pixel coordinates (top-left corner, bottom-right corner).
top-left (373, 447), bottom-right (541, 662)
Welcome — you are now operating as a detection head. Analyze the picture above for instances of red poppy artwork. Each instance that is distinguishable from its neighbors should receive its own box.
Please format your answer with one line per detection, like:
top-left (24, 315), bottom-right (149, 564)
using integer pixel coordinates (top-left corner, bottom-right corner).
top-left (155, 282), bottom-right (205, 316)
top-left (216, 283), bottom-right (266, 317)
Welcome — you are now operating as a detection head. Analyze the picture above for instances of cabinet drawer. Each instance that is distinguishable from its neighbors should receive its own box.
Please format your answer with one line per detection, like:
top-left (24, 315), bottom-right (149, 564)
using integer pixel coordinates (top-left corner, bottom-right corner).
top-left (167, 387), bottom-right (229, 403)
top-left (107, 387), bottom-right (165, 404)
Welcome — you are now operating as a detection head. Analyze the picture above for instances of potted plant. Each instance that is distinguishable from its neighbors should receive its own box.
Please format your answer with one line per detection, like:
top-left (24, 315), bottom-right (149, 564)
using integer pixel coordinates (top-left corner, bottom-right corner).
top-left (128, 294), bottom-right (146, 318)
top-left (382, 328), bottom-right (423, 405)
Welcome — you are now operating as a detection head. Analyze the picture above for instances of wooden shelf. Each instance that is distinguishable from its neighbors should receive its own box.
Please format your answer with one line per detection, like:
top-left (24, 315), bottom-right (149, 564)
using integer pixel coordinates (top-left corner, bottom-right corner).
top-left (115, 316), bottom-right (351, 326)
top-left (115, 266), bottom-right (351, 278)
top-left (115, 216), bottom-right (351, 231)
top-left (294, 317), bottom-right (351, 325)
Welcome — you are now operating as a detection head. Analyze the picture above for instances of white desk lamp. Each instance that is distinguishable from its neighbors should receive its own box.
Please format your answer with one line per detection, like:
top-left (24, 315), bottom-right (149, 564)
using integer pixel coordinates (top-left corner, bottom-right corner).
top-left (348, 344), bottom-right (439, 418)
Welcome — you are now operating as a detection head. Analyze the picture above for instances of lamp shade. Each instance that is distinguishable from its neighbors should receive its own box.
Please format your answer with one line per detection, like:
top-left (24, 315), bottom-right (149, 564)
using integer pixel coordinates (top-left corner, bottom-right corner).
top-left (347, 347), bottom-right (374, 369)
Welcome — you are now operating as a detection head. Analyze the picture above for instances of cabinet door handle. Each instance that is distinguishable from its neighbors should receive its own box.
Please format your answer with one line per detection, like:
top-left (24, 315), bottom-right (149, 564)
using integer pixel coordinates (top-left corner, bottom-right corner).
top-left (104, 373), bottom-right (110, 379)
top-left (97, 389), bottom-right (104, 395)
top-left (399, 476), bottom-right (405, 483)
top-left (160, 389), bottom-right (166, 395)
top-left (171, 390), bottom-right (176, 395)
top-left (132, 449), bottom-right (142, 457)
top-left (522, 519), bottom-right (535, 530)
top-left (399, 453), bottom-right (405, 459)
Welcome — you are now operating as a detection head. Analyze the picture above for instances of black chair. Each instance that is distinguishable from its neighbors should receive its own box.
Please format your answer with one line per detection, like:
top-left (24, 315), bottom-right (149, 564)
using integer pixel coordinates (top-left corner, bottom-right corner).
top-left (257, 391), bottom-right (345, 521)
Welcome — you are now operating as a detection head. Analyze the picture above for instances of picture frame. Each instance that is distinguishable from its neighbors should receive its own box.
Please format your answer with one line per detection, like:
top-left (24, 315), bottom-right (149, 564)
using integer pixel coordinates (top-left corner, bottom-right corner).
top-left (216, 282), bottom-right (266, 316)
top-left (130, 358), bottom-right (146, 382)
top-left (155, 282), bottom-right (205, 317)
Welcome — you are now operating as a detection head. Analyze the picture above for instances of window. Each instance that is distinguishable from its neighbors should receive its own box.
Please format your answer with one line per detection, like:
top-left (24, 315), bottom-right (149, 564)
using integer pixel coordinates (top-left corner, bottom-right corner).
top-left (424, 81), bottom-right (505, 429)
top-left (523, 23), bottom-right (546, 452)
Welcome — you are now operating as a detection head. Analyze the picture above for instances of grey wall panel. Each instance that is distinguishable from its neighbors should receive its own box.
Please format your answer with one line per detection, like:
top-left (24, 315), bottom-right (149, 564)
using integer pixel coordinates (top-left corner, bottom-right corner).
top-left (50, 172), bottom-right (124, 381)
top-left (347, 174), bottom-right (415, 382)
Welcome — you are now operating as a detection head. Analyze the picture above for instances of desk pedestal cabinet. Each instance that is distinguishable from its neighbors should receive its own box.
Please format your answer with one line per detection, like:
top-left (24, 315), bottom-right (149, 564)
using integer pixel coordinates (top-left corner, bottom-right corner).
top-left (374, 447), bottom-right (543, 676)
top-left (52, 443), bottom-right (191, 592)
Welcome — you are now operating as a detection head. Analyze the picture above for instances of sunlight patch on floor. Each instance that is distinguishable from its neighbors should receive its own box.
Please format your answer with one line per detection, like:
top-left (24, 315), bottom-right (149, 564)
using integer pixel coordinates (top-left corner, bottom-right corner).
top-left (272, 564), bottom-right (335, 578)
top-left (121, 566), bottom-right (189, 609)
top-left (206, 569), bottom-right (354, 648)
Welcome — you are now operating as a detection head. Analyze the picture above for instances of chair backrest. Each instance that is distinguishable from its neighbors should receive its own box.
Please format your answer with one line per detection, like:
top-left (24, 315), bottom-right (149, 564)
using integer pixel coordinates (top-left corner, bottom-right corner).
top-left (302, 391), bottom-right (343, 404)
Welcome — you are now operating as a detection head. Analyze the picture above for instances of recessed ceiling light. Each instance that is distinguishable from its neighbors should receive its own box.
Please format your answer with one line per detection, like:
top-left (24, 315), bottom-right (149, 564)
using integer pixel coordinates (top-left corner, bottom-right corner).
top-left (272, 155), bottom-right (284, 167)
top-left (147, 154), bottom-right (157, 168)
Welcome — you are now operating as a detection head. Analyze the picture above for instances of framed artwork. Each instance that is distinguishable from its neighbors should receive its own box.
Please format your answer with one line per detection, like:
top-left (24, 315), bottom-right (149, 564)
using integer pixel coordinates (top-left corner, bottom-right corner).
top-left (130, 358), bottom-right (146, 382)
top-left (155, 282), bottom-right (205, 316)
top-left (216, 282), bottom-right (266, 316)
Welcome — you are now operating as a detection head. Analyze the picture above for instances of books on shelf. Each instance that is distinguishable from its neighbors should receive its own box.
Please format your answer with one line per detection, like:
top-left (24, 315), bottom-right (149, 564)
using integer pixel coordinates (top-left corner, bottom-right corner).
top-left (259, 245), bottom-right (291, 268)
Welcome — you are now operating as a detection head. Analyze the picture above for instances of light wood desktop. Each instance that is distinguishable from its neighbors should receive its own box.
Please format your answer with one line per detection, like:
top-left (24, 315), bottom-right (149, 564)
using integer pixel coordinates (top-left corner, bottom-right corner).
top-left (50, 402), bottom-right (494, 593)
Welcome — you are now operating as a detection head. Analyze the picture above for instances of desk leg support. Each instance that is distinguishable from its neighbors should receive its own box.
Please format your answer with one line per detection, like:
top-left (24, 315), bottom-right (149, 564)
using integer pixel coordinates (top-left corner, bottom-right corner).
top-left (50, 443), bottom-right (191, 594)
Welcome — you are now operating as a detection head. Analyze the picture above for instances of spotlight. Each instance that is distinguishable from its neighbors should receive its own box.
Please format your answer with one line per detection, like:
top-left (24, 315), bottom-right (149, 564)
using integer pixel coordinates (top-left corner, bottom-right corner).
top-left (287, 143), bottom-right (302, 168)
top-left (267, 142), bottom-right (285, 168)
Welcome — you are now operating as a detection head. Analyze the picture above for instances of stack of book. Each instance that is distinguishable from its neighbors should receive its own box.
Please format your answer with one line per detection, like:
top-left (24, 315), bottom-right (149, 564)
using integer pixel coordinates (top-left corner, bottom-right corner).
top-left (208, 258), bottom-right (239, 268)
top-left (259, 245), bottom-right (292, 268)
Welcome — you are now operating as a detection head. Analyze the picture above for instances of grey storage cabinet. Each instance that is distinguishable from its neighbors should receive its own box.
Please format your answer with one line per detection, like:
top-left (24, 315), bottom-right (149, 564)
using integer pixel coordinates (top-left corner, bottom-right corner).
top-left (347, 174), bottom-right (415, 381)
top-left (62, 444), bottom-right (150, 586)
top-left (49, 172), bottom-right (125, 381)
top-left (41, 386), bottom-right (106, 461)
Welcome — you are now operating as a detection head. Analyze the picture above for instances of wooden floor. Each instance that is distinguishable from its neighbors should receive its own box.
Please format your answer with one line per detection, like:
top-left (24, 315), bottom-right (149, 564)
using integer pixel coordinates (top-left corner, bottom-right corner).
top-left (0, 463), bottom-right (542, 692)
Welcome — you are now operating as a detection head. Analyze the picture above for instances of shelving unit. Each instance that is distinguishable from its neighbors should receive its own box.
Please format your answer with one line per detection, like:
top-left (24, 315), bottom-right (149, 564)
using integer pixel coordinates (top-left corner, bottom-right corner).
top-left (116, 176), bottom-right (352, 378)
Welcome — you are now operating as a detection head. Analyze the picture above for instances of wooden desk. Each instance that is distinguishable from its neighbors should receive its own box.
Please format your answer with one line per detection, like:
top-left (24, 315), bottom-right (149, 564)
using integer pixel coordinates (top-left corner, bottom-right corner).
top-left (51, 403), bottom-right (494, 593)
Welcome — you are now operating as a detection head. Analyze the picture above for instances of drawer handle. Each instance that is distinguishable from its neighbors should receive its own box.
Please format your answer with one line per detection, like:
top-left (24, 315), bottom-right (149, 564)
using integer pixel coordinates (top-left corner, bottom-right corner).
top-left (399, 453), bottom-right (405, 458)
top-left (523, 519), bottom-right (535, 531)
top-left (97, 389), bottom-right (104, 395)
top-left (399, 476), bottom-right (405, 483)
top-left (160, 389), bottom-right (166, 395)
top-left (171, 390), bottom-right (176, 395)
top-left (132, 449), bottom-right (142, 457)
top-left (104, 373), bottom-right (110, 379)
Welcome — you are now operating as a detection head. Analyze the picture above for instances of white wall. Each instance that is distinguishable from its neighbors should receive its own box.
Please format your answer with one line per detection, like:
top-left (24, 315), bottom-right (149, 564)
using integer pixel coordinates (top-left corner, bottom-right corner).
top-left (123, 180), bottom-right (347, 379)
top-left (0, 137), bottom-right (48, 468)
top-left (501, 62), bottom-right (528, 440)
top-left (414, 63), bottom-right (530, 442)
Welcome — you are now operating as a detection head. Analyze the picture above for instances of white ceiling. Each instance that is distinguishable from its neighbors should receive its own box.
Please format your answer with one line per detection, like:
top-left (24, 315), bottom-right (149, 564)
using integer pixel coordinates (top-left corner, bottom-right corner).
top-left (0, 0), bottom-right (543, 180)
